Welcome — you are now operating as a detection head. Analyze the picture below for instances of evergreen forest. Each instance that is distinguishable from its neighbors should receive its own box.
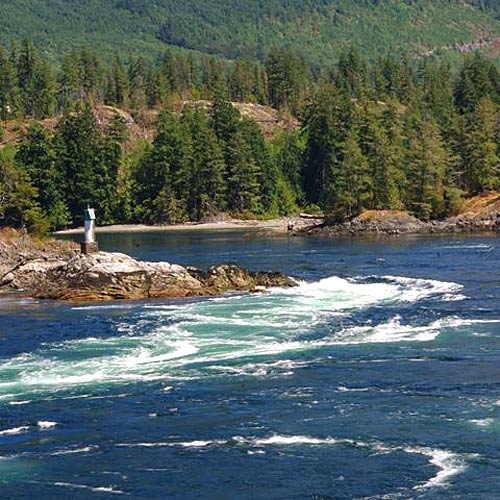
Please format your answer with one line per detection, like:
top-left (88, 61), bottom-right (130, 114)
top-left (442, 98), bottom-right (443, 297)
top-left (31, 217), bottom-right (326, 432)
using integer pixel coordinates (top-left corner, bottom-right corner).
top-left (1, 39), bottom-right (500, 233)
top-left (2, 1), bottom-right (500, 65)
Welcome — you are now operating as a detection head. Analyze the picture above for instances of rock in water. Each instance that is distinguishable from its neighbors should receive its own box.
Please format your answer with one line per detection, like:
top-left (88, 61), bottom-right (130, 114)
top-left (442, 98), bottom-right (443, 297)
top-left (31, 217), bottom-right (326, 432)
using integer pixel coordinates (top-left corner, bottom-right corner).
top-left (3, 251), bottom-right (296, 302)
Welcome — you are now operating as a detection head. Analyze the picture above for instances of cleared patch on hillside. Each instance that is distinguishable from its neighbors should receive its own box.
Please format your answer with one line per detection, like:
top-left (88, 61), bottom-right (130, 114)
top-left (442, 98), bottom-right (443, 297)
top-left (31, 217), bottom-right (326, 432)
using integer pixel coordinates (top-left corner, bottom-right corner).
top-left (181, 100), bottom-right (299, 137)
top-left (0, 101), bottom-right (294, 150)
top-left (0, 117), bottom-right (57, 149)
top-left (1, 107), bottom-right (139, 148)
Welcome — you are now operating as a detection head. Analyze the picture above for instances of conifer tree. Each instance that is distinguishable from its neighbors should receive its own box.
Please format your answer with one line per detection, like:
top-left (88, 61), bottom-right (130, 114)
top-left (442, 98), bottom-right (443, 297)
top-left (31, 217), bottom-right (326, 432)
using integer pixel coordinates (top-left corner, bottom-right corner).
top-left (358, 102), bottom-right (399, 209)
top-left (56, 102), bottom-right (117, 224)
top-left (159, 49), bottom-right (178, 95)
top-left (226, 129), bottom-right (262, 214)
top-left (186, 108), bottom-right (226, 220)
top-left (211, 89), bottom-right (241, 156)
top-left (0, 46), bottom-right (21, 120)
top-left (107, 56), bottom-right (129, 107)
top-left (145, 68), bottom-right (169, 107)
top-left (336, 47), bottom-right (368, 98)
top-left (325, 127), bottom-right (371, 220)
top-left (0, 145), bottom-right (49, 234)
top-left (133, 111), bottom-right (190, 223)
top-left (32, 59), bottom-right (57, 119)
top-left (463, 97), bottom-right (500, 193)
top-left (80, 47), bottom-right (103, 100)
top-left (59, 50), bottom-right (84, 106)
top-left (128, 57), bottom-right (148, 116)
top-left (419, 59), bottom-right (456, 129)
top-left (303, 86), bottom-right (348, 207)
top-left (405, 118), bottom-right (448, 220)
top-left (455, 52), bottom-right (496, 113)
top-left (16, 124), bottom-right (70, 229)
top-left (272, 130), bottom-right (305, 206)
top-left (265, 48), bottom-right (309, 112)
top-left (239, 118), bottom-right (277, 213)
top-left (16, 38), bottom-right (39, 117)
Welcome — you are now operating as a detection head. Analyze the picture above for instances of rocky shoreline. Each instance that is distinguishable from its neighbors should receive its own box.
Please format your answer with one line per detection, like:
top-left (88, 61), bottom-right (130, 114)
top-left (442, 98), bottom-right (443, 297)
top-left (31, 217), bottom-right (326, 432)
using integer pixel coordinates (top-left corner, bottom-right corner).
top-left (298, 211), bottom-right (500, 237)
top-left (1, 203), bottom-right (499, 302)
top-left (0, 232), bottom-right (296, 302)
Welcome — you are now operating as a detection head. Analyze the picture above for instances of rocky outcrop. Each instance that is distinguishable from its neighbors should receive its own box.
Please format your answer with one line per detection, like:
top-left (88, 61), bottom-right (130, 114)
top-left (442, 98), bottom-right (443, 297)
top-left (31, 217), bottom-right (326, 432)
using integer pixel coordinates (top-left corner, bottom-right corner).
top-left (0, 231), bottom-right (77, 288)
top-left (300, 209), bottom-right (500, 237)
top-left (1, 250), bottom-right (296, 302)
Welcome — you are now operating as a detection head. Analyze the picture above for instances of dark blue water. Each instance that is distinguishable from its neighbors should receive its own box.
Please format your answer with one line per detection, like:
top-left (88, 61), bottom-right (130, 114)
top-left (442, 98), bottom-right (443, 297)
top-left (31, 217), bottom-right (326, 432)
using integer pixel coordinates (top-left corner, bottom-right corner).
top-left (1, 231), bottom-right (499, 499)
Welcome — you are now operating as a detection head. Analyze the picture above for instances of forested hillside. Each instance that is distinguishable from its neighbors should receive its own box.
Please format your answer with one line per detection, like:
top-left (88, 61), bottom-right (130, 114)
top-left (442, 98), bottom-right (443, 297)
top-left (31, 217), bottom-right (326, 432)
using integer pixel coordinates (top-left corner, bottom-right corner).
top-left (1, 1), bottom-right (500, 64)
top-left (1, 36), bottom-right (499, 234)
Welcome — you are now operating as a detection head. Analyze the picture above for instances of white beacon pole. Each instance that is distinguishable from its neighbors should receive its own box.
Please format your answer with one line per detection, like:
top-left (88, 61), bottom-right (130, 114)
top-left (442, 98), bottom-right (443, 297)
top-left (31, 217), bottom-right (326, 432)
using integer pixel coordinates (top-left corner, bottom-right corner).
top-left (81, 207), bottom-right (98, 254)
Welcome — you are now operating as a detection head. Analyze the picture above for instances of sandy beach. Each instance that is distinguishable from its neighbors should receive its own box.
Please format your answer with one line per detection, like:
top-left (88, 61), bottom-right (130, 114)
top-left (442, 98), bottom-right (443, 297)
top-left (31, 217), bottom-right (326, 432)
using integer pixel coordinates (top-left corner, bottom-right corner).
top-left (52, 218), bottom-right (304, 235)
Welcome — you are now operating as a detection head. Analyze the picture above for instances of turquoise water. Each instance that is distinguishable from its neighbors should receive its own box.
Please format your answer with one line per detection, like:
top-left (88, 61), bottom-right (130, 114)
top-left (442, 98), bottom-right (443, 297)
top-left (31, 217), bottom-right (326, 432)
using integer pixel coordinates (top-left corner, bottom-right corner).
top-left (0, 232), bottom-right (499, 499)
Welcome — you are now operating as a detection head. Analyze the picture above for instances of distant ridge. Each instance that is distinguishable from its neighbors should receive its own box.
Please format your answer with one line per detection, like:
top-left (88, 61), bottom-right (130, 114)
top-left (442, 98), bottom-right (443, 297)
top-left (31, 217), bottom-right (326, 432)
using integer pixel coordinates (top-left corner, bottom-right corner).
top-left (1, 1), bottom-right (500, 64)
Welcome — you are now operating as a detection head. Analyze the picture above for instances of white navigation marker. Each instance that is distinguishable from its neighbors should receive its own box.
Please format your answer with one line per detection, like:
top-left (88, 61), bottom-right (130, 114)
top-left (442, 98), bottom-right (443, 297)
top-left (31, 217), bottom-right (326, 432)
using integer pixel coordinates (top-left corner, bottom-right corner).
top-left (81, 207), bottom-right (99, 254)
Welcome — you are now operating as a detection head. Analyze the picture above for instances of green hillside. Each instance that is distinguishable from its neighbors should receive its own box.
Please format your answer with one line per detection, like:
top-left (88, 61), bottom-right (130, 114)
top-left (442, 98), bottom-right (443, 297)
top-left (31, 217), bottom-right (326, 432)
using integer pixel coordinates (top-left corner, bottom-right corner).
top-left (1, 1), bottom-right (500, 64)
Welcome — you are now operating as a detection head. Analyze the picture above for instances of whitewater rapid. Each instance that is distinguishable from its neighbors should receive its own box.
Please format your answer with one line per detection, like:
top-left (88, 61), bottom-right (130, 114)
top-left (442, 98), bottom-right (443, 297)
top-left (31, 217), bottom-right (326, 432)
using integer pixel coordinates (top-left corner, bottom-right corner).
top-left (0, 273), bottom-right (487, 403)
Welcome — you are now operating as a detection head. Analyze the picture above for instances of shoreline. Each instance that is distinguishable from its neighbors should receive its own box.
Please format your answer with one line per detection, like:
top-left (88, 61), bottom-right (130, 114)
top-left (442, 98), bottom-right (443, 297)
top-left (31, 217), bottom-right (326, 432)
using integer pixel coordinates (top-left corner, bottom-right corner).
top-left (53, 218), bottom-right (297, 235)
top-left (52, 218), bottom-right (500, 238)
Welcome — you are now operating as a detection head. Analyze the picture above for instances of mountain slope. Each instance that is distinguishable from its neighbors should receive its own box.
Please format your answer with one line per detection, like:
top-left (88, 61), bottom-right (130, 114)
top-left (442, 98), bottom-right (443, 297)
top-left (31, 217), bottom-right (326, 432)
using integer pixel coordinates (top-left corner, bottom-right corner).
top-left (0, 1), bottom-right (500, 64)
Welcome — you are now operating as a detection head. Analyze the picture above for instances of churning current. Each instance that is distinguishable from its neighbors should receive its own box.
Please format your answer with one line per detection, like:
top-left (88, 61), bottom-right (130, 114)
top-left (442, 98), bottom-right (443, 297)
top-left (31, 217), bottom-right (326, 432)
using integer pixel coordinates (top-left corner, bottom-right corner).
top-left (0, 231), bottom-right (499, 499)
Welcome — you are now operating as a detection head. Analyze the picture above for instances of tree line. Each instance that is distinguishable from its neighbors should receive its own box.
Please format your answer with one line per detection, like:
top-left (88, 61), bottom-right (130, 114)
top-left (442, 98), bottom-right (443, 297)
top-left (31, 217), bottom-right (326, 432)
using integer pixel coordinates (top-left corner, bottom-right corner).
top-left (0, 39), bottom-right (275, 121)
top-left (1, 40), bottom-right (500, 233)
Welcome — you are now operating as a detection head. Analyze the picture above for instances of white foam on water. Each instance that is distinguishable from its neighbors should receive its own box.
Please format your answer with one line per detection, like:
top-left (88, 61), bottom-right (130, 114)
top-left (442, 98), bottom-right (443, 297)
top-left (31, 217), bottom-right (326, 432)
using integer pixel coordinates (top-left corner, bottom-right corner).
top-left (38, 421), bottom-right (57, 430)
top-left (116, 439), bottom-right (225, 448)
top-left (91, 486), bottom-right (124, 494)
top-left (331, 315), bottom-right (500, 346)
top-left (116, 436), bottom-right (341, 449)
top-left (249, 436), bottom-right (469, 490)
top-left (253, 435), bottom-right (340, 446)
top-left (440, 318), bottom-right (500, 327)
top-left (8, 400), bottom-right (31, 405)
top-left (433, 244), bottom-right (495, 250)
top-left (336, 386), bottom-right (392, 393)
top-left (211, 359), bottom-right (310, 378)
top-left (119, 340), bottom-right (199, 366)
top-left (114, 433), bottom-right (468, 490)
top-left (0, 273), bottom-right (474, 399)
top-left (469, 418), bottom-right (495, 428)
top-left (51, 446), bottom-right (98, 455)
top-left (383, 276), bottom-right (463, 303)
top-left (331, 315), bottom-right (440, 344)
top-left (0, 426), bottom-right (30, 436)
top-left (404, 446), bottom-right (468, 489)
top-left (0, 422), bottom-right (58, 437)
top-left (174, 440), bottom-right (226, 448)
top-left (53, 482), bottom-right (123, 494)
top-left (116, 442), bottom-right (171, 448)
top-left (0, 335), bottom-right (200, 397)
top-left (367, 438), bottom-right (463, 490)
top-left (274, 276), bottom-right (401, 310)
top-left (71, 304), bottom-right (137, 311)
top-left (442, 293), bottom-right (468, 302)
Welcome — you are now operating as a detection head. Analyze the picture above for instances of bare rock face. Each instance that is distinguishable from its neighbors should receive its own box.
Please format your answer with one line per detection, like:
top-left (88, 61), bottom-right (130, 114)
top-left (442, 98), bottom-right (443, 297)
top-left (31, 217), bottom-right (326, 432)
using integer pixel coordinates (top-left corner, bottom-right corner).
top-left (2, 251), bottom-right (295, 302)
top-left (204, 265), bottom-right (256, 292)
top-left (0, 231), bottom-right (77, 288)
top-left (251, 270), bottom-right (296, 288)
top-left (301, 208), bottom-right (500, 236)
